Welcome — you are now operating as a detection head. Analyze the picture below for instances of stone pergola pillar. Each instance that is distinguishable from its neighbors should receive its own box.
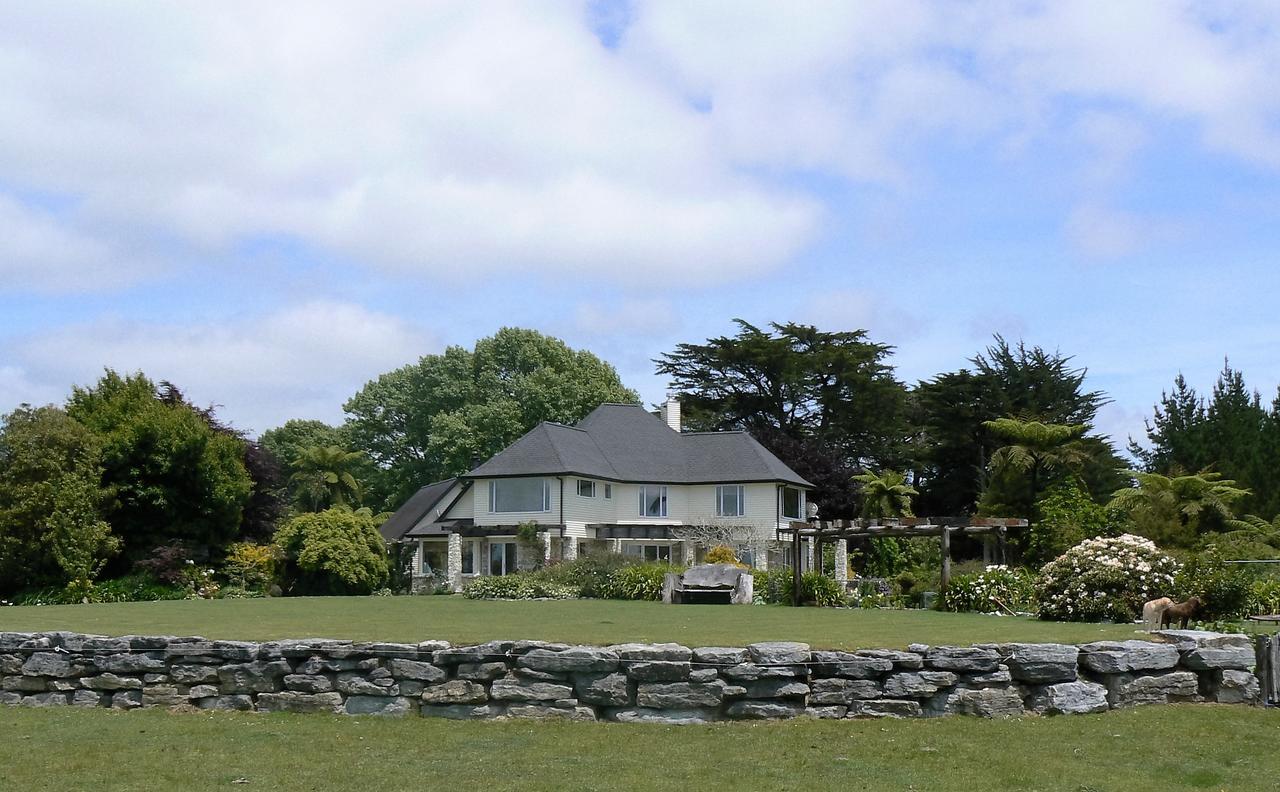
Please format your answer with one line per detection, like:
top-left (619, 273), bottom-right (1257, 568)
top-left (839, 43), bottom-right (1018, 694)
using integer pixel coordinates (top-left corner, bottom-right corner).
top-left (610, 538), bottom-right (622, 554)
top-left (564, 535), bottom-right (579, 561)
top-left (446, 533), bottom-right (463, 592)
top-left (541, 531), bottom-right (553, 564)
top-left (834, 538), bottom-right (848, 586)
top-left (805, 537), bottom-right (816, 572)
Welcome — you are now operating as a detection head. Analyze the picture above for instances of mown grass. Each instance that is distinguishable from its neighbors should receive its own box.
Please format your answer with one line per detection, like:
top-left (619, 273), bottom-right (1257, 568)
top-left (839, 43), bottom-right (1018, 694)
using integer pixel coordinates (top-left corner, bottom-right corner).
top-left (2, 704), bottom-right (1277, 791)
top-left (0, 595), bottom-right (1162, 648)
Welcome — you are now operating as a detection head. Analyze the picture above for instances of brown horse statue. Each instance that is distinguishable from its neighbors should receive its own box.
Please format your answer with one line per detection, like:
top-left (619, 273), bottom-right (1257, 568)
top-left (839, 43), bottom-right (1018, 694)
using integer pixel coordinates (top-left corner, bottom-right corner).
top-left (1160, 596), bottom-right (1203, 629)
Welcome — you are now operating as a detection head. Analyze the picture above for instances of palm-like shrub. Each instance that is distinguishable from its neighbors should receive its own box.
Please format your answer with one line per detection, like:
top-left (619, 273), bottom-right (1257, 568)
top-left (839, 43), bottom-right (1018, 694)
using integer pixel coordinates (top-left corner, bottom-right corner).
top-left (1036, 534), bottom-right (1179, 622)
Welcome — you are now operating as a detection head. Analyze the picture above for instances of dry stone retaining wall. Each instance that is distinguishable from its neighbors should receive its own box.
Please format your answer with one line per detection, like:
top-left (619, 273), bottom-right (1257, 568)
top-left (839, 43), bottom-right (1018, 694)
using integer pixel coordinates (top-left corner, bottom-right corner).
top-left (0, 630), bottom-right (1261, 722)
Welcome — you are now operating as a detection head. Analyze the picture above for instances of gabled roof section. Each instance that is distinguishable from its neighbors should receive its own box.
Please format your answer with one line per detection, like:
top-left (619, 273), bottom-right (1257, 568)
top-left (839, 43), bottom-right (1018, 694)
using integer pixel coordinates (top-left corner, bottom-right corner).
top-left (465, 403), bottom-right (812, 488)
top-left (378, 477), bottom-right (461, 542)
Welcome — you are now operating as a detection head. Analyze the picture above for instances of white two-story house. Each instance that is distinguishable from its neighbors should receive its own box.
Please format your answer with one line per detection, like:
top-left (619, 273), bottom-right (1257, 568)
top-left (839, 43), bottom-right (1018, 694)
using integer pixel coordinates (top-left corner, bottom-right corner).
top-left (379, 398), bottom-right (812, 591)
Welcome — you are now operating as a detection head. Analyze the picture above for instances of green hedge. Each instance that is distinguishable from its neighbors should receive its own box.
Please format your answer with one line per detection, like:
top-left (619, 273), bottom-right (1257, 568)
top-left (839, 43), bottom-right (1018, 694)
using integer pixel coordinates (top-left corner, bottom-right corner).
top-left (461, 556), bottom-right (682, 602)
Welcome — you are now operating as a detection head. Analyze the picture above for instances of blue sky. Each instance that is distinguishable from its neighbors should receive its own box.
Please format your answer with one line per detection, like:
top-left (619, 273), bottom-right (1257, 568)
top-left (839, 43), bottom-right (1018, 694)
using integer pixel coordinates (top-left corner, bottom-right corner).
top-left (2, 1), bottom-right (1280, 449)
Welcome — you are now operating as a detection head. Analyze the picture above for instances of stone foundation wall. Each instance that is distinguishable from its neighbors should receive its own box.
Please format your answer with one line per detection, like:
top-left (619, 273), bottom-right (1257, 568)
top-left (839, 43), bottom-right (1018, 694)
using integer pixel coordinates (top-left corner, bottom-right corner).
top-left (0, 630), bottom-right (1260, 722)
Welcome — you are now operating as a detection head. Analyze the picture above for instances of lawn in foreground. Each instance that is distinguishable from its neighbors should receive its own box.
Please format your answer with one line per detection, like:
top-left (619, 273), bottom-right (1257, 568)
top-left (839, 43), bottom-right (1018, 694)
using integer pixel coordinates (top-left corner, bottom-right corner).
top-left (2, 705), bottom-right (1276, 791)
top-left (0, 596), bottom-right (1164, 649)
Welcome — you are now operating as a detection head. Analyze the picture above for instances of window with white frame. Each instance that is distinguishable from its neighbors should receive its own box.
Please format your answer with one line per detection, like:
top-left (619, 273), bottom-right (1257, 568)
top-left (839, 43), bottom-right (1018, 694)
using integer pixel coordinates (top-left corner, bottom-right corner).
top-left (488, 478), bottom-right (551, 513)
top-left (577, 479), bottom-right (596, 497)
top-left (639, 485), bottom-right (667, 517)
top-left (604, 483), bottom-right (612, 499)
top-left (623, 543), bottom-right (673, 562)
top-left (716, 485), bottom-right (745, 517)
top-left (488, 542), bottom-right (517, 576)
top-left (781, 486), bottom-right (804, 520)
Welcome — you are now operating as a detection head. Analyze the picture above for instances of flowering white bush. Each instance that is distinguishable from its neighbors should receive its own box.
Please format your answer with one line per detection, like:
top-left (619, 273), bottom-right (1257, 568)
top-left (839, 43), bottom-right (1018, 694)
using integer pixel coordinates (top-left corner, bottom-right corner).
top-left (941, 565), bottom-right (1035, 614)
top-left (1036, 534), bottom-right (1179, 622)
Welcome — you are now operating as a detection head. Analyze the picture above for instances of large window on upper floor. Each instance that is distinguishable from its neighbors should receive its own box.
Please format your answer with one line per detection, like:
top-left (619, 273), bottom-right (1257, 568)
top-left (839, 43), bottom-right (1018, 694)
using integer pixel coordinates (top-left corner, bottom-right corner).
top-left (781, 486), bottom-right (804, 520)
top-left (716, 485), bottom-right (745, 517)
top-left (639, 485), bottom-right (668, 517)
top-left (488, 478), bottom-right (551, 513)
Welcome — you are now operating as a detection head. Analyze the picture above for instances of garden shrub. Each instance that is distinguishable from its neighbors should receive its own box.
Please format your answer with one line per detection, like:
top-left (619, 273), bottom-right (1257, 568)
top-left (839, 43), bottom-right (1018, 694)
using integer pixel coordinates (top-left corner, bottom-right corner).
top-left (1174, 551), bottom-right (1256, 620)
top-left (222, 542), bottom-right (280, 593)
top-left (1036, 534), bottom-right (1180, 622)
top-left (751, 568), bottom-right (789, 604)
top-left (704, 545), bottom-right (740, 565)
top-left (10, 573), bottom-right (187, 606)
top-left (462, 574), bottom-right (576, 600)
top-left (602, 563), bottom-right (682, 601)
top-left (940, 565), bottom-right (1035, 614)
top-left (1025, 479), bottom-right (1119, 567)
top-left (273, 508), bottom-right (389, 595)
top-left (749, 568), bottom-right (842, 606)
top-left (1250, 578), bottom-right (1280, 616)
top-left (800, 571), bottom-right (843, 607)
top-left (536, 553), bottom-right (632, 598)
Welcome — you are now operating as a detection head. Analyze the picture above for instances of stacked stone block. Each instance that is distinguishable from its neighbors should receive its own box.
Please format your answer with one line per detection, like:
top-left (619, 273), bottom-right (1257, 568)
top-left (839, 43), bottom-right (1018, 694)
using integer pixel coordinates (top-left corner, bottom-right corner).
top-left (0, 629), bottom-right (1260, 722)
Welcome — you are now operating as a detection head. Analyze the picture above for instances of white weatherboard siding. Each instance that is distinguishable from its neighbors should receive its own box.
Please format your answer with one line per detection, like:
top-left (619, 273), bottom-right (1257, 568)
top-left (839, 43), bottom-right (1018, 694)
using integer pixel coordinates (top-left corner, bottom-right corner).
top-left (467, 477), bottom-right (801, 533)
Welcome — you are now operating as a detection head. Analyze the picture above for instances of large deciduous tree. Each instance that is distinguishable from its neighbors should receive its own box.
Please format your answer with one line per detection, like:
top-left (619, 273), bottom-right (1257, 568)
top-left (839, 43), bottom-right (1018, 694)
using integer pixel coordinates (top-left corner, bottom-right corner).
top-left (67, 371), bottom-right (254, 562)
top-left (344, 328), bottom-right (639, 509)
top-left (655, 320), bottom-right (911, 517)
top-left (0, 405), bottom-right (117, 594)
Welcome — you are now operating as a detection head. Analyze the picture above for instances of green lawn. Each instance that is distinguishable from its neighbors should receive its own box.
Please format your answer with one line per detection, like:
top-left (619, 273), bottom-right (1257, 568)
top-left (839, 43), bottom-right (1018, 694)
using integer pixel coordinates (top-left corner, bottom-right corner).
top-left (0, 595), bottom-right (1167, 648)
top-left (2, 704), bottom-right (1276, 791)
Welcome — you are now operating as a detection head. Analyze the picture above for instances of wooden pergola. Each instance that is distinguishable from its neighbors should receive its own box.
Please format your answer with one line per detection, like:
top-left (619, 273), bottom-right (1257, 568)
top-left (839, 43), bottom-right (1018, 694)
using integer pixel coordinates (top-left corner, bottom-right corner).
top-left (776, 517), bottom-right (1030, 606)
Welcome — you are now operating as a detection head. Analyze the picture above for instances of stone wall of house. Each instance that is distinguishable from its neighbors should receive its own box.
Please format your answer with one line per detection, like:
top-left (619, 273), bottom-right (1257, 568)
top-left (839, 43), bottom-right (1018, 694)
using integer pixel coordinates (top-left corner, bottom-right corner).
top-left (0, 630), bottom-right (1260, 721)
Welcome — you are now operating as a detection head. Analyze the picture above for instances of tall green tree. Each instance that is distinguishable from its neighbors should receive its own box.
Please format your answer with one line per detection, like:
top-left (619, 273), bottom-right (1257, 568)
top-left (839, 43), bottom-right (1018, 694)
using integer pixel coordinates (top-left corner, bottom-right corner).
top-left (0, 405), bottom-right (116, 594)
top-left (344, 328), bottom-right (639, 509)
top-left (913, 337), bottom-right (1121, 515)
top-left (655, 320), bottom-right (911, 517)
top-left (1132, 361), bottom-right (1280, 520)
top-left (290, 445), bottom-right (368, 511)
top-left (852, 470), bottom-right (917, 518)
top-left (66, 371), bottom-right (253, 562)
top-left (1109, 470), bottom-right (1249, 548)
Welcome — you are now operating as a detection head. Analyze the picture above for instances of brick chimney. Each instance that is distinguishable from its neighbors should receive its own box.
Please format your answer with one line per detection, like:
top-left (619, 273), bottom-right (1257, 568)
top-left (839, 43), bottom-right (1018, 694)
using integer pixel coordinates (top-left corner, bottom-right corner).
top-left (660, 394), bottom-right (681, 432)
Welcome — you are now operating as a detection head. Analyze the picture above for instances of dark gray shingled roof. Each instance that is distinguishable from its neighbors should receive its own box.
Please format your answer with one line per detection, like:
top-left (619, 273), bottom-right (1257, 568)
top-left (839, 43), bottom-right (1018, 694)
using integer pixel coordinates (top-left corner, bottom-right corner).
top-left (466, 403), bottom-right (812, 487)
top-left (378, 478), bottom-right (462, 542)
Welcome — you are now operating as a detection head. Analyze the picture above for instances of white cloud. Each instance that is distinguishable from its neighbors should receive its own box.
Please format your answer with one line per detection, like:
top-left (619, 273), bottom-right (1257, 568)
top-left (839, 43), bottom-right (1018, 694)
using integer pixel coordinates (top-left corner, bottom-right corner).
top-left (2, 2), bottom-right (1278, 294)
top-left (1064, 202), bottom-right (1185, 259)
top-left (0, 194), bottom-right (141, 292)
top-left (1, 301), bottom-right (433, 435)
top-left (574, 298), bottom-right (680, 337)
top-left (0, 2), bottom-right (819, 289)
